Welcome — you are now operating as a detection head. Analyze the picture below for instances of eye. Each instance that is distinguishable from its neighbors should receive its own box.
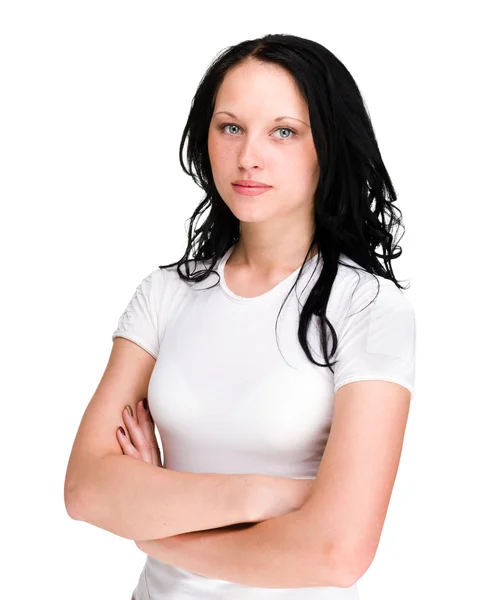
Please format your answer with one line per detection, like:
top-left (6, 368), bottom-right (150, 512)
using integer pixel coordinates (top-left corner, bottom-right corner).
top-left (220, 123), bottom-right (241, 136)
top-left (272, 127), bottom-right (297, 140)
top-left (218, 123), bottom-right (297, 140)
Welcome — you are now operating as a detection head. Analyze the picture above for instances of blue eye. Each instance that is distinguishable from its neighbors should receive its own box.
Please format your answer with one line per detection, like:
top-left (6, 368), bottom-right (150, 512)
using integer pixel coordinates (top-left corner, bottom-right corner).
top-left (218, 123), bottom-right (297, 140)
top-left (220, 124), bottom-right (241, 135)
top-left (272, 127), bottom-right (295, 140)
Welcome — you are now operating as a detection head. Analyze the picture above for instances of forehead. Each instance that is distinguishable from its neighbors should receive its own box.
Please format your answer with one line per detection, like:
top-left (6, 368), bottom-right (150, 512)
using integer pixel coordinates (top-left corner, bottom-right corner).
top-left (214, 60), bottom-right (308, 117)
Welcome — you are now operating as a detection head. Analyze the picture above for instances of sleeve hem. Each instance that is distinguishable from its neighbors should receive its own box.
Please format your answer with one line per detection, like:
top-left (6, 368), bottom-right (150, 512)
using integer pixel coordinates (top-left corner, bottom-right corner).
top-left (111, 333), bottom-right (158, 360)
top-left (333, 375), bottom-right (413, 396)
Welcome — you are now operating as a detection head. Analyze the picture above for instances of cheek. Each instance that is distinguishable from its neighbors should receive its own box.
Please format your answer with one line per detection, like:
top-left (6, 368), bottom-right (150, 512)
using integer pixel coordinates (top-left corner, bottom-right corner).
top-left (282, 152), bottom-right (317, 184)
top-left (208, 137), bottom-right (232, 170)
top-left (290, 145), bottom-right (319, 183)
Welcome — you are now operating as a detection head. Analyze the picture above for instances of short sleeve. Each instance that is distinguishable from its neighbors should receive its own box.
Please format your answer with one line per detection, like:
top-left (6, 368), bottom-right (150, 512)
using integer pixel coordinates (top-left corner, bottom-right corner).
top-left (332, 275), bottom-right (416, 400)
top-left (111, 269), bottom-right (164, 359)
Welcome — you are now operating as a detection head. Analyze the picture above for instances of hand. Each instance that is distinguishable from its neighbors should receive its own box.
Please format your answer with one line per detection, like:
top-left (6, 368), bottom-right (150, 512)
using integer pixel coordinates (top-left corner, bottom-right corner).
top-left (117, 399), bottom-right (162, 468)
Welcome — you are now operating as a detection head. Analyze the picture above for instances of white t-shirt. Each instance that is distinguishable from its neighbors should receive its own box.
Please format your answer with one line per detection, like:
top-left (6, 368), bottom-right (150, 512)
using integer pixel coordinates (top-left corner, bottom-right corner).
top-left (112, 244), bottom-right (416, 600)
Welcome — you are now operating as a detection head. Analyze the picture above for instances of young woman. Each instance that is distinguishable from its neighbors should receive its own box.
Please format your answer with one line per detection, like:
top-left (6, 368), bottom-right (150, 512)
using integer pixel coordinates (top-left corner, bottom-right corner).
top-left (65, 33), bottom-right (416, 600)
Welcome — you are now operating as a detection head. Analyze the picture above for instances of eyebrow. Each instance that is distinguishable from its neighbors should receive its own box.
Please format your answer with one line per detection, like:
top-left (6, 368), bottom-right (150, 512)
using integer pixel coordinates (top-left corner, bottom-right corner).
top-left (214, 111), bottom-right (310, 128)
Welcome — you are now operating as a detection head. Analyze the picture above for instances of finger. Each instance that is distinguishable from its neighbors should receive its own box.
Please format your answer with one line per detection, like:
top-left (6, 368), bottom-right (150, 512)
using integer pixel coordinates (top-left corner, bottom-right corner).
top-left (122, 405), bottom-right (145, 447)
top-left (116, 426), bottom-right (142, 460)
top-left (137, 399), bottom-right (157, 446)
top-left (123, 406), bottom-right (153, 464)
top-left (138, 400), bottom-right (161, 467)
top-left (143, 398), bottom-right (154, 422)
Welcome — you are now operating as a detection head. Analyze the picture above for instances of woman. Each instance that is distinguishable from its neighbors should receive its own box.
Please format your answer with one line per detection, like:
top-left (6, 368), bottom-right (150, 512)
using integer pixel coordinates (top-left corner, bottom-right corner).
top-left (67, 33), bottom-right (416, 599)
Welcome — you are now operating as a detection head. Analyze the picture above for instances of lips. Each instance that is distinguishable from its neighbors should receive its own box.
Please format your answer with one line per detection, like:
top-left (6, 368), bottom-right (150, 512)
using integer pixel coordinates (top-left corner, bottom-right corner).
top-left (231, 183), bottom-right (271, 196)
top-left (233, 184), bottom-right (269, 189)
top-left (232, 180), bottom-right (271, 188)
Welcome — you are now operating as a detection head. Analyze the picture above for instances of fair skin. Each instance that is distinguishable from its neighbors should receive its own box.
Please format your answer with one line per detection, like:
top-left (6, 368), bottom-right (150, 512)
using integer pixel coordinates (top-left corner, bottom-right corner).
top-left (112, 60), bottom-right (334, 580)
top-left (117, 400), bottom-right (161, 467)
top-left (116, 57), bottom-right (322, 469)
top-left (207, 58), bottom-right (320, 289)
top-left (110, 61), bottom-right (411, 587)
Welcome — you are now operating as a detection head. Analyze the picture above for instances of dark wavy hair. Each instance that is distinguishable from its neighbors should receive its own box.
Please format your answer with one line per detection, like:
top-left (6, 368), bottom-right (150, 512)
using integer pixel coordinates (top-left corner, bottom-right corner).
top-left (159, 33), bottom-right (409, 375)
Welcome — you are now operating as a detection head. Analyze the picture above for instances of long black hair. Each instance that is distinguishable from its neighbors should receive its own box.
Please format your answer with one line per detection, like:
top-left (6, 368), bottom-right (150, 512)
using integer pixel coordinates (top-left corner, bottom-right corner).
top-left (159, 33), bottom-right (409, 375)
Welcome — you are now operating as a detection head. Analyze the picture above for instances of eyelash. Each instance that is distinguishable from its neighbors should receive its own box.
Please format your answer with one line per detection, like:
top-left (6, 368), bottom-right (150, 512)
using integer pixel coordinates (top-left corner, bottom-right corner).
top-left (218, 123), bottom-right (298, 140)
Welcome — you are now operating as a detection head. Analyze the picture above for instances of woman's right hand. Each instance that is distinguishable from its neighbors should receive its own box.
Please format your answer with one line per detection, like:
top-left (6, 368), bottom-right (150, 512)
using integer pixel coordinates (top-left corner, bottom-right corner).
top-left (253, 475), bottom-right (315, 521)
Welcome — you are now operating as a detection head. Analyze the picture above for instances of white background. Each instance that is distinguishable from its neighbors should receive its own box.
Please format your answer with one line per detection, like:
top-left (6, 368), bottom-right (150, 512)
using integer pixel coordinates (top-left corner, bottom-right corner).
top-left (2, 1), bottom-right (498, 598)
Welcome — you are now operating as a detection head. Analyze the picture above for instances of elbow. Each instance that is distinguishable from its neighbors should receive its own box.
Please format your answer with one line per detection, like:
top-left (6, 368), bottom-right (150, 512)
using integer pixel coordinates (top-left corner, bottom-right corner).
top-left (65, 482), bottom-right (104, 526)
top-left (326, 543), bottom-right (374, 588)
top-left (64, 455), bottom-right (107, 523)
top-left (64, 483), bottom-right (85, 521)
top-left (64, 467), bottom-right (97, 522)
top-left (64, 460), bottom-right (93, 521)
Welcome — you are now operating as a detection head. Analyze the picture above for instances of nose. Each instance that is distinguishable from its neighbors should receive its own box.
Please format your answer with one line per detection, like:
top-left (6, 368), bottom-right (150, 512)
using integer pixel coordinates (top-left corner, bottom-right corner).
top-left (237, 137), bottom-right (264, 171)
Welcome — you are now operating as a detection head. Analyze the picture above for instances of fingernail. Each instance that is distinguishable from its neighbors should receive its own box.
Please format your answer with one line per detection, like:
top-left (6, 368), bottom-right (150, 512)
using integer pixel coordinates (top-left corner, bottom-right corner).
top-left (119, 426), bottom-right (126, 436)
top-left (143, 398), bottom-right (148, 411)
top-left (125, 405), bottom-right (133, 417)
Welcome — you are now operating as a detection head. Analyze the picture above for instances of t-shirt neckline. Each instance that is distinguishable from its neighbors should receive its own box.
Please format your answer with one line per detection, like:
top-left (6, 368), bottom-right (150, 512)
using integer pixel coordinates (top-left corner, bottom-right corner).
top-left (217, 244), bottom-right (320, 304)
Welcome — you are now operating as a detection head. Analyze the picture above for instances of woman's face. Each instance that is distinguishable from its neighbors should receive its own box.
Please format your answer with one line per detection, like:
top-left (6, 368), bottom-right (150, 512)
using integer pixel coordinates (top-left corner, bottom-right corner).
top-left (208, 59), bottom-right (319, 228)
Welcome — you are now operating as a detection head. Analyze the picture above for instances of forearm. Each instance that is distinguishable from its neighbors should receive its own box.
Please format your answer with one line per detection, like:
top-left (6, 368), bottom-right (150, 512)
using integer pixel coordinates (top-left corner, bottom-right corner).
top-left (70, 454), bottom-right (258, 540)
top-left (137, 507), bottom-right (344, 588)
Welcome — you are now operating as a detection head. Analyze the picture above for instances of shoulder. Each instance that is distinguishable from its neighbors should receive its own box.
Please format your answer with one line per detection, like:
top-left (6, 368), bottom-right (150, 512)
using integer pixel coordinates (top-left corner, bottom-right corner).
top-left (328, 256), bottom-right (416, 370)
top-left (148, 258), bottom-right (216, 303)
top-left (328, 255), bottom-right (415, 338)
top-left (129, 266), bottom-right (178, 309)
top-left (140, 266), bottom-right (170, 294)
top-left (337, 253), bottom-right (413, 308)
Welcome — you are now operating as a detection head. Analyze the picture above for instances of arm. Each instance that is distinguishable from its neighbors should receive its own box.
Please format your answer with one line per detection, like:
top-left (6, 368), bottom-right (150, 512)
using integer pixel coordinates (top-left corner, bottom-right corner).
top-left (136, 505), bottom-right (350, 589)
top-left (70, 454), bottom-right (261, 540)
